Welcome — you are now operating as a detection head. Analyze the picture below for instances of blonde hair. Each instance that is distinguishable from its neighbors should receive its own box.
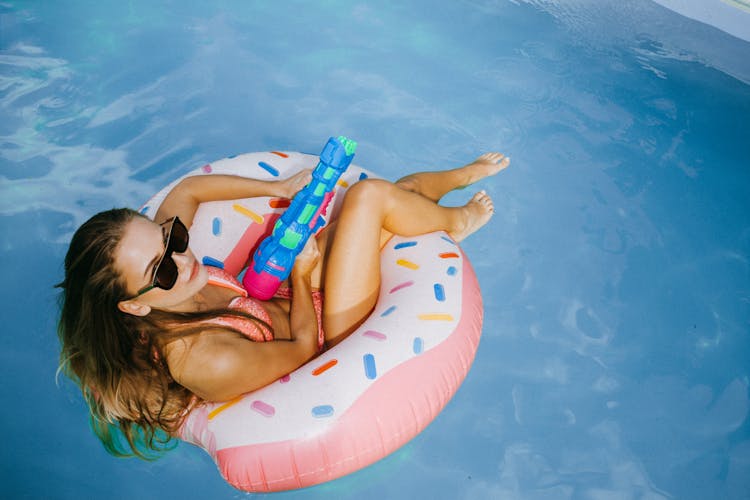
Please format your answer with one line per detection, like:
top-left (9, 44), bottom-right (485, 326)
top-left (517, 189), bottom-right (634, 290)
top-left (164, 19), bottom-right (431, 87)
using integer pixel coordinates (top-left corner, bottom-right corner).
top-left (57, 208), bottom-right (270, 459)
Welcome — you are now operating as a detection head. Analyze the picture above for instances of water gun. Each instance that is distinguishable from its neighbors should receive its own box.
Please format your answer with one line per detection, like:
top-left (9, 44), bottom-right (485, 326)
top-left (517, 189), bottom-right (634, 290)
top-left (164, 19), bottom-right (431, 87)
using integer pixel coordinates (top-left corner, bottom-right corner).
top-left (243, 136), bottom-right (357, 300)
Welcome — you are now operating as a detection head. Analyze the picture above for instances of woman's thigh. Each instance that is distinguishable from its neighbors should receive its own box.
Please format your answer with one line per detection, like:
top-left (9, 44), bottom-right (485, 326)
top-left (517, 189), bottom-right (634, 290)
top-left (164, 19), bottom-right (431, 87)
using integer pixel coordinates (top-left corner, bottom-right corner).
top-left (316, 182), bottom-right (394, 344)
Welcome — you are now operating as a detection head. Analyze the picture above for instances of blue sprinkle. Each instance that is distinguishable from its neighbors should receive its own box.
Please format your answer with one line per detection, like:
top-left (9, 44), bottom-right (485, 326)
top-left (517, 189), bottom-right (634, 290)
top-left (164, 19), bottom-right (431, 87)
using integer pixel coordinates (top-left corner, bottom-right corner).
top-left (227, 154), bottom-right (238, 159)
top-left (202, 256), bottom-right (224, 269)
top-left (363, 354), bottom-right (377, 380)
top-left (258, 161), bottom-right (280, 177)
top-left (139, 206), bottom-right (150, 215)
top-left (212, 217), bottom-right (222, 236)
top-left (413, 337), bottom-right (424, 354)
top-left (394, 241), bottom-right (418, 250)
top-left (447, 266), bottom-right (457, 276)
top-left (311, 405), bottom-right (334, 418)
top-left (381, 305), bottom-right (397, 317)
top-left (434, 283), bottom-right (446, 302)
top-left (358, 172), bottom-right (368, 180)
top-left (441, 235), bottom-right (456, 245)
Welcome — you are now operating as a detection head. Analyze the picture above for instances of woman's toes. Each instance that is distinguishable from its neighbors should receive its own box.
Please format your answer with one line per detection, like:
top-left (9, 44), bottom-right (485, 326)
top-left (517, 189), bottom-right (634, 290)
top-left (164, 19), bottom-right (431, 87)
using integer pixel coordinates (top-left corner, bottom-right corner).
top-left (451, 190), bottom-right (495, 242)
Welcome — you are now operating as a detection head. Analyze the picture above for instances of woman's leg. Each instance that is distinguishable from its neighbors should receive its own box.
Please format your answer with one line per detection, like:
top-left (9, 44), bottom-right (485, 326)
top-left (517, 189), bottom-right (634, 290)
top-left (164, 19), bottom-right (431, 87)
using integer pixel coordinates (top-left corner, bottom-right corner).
top-left (395, 152), bottom-right (509, 202)
top-left (321, 179), bottom-right (494, 345)
top-left (310, 151), bottom-right (509, 288)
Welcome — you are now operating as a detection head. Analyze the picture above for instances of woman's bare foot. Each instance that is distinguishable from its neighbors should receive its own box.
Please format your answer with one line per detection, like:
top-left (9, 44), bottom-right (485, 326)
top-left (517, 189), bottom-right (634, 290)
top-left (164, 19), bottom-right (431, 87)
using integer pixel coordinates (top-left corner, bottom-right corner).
top-left (458, 152), bottom-right (510, 187)
top-left (395, 152), bottom-right (510, 202)
top-left (450, 190), bottom-right (495, 242)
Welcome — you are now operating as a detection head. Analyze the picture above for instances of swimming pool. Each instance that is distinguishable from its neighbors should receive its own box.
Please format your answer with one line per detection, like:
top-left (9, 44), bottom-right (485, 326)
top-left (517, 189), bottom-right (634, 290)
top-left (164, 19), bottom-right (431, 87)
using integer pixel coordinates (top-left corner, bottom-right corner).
top-left (1, 1), bottom-right (748, 498)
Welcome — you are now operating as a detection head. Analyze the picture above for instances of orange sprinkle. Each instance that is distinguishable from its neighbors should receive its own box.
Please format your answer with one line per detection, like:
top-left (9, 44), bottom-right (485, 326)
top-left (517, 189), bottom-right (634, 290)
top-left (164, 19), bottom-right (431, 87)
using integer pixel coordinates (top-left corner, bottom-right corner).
top-left (439, 252), bottom-right (459, 259)
top-left (312, 359), bottom-right (338, 376)
top-left (396, 259), bottom-right (419, 270)
top-left (269, 198), bottom-right (291, 209)
top-left (337, 179), bottom-right (349, 188)
top-left (270, 151), bottom-right (289, 158)
top-left (233, 204), bottom-right (264, 224)
top-left (418, 313), bottom-right (454, 321)
top-left (208, 396), bottom-right (243, 420)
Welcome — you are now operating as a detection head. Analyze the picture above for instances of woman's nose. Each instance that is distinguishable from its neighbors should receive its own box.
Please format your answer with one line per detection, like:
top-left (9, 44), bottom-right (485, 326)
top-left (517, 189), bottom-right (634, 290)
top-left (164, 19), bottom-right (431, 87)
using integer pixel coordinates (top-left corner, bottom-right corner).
top-left (171, 252), bottom-right (191, 271)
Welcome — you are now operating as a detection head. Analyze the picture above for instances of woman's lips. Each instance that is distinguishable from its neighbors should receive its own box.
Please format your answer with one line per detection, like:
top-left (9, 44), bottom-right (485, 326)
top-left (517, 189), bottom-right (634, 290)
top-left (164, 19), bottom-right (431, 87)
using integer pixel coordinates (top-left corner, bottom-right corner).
top-left (189, 259), bottom-right (199, 281)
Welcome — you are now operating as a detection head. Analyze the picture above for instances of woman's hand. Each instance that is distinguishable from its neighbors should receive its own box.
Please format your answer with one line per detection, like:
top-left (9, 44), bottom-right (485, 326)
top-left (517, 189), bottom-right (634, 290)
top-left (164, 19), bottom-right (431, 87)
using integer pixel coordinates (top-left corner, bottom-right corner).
top-left (291, 238), bottom-right (320, 279)
top-left (279, 169), bottom-right (312, 199)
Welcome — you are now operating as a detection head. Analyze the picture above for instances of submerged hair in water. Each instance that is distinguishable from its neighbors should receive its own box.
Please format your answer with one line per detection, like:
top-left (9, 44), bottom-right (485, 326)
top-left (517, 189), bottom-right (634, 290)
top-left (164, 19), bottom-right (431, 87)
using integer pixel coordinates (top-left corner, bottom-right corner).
top-left (56, 208), bottom-right (271, 459)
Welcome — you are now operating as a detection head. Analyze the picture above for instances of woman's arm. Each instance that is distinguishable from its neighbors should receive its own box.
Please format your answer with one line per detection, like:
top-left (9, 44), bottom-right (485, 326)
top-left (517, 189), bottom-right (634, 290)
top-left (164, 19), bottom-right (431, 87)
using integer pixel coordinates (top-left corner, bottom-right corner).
top-left (172, 324), bottom-right (320, 401)
top-left (167, 240), bottom-right (321, 401)
top-left (154, 170), bottom-right (311, 227)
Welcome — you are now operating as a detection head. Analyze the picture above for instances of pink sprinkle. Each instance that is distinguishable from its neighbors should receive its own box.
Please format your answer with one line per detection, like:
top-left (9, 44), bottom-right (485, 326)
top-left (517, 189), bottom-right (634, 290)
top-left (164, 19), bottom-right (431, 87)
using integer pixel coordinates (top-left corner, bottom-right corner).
top-left (389, 281), bottom-right (414, 294)
top-left (250, 400), bottom-right (275, 417)
top-left (363, 330), bottom-right (387, 341)
top-left (202, 164), bottom-right (213, 173)
top-left (279, 374), bottom-right (291, 384)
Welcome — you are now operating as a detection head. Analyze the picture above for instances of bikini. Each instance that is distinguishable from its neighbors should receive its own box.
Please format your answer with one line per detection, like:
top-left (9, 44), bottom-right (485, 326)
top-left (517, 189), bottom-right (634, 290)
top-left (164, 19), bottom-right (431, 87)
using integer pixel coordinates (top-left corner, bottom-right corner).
top-left (205, 266), bottom-right (325, 350)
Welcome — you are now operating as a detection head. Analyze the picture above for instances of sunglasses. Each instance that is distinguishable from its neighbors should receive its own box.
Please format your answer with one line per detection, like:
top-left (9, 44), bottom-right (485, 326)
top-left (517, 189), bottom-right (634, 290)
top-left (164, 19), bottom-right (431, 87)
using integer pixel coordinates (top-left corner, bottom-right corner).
top-left (128, 216), bottom-right (190, 299)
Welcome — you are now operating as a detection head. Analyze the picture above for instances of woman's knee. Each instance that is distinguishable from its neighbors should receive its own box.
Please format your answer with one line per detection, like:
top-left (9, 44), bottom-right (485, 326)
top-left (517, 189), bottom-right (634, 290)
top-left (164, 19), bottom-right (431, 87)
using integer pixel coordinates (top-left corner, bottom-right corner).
top-left (344, 178), bottom-right (393, 205)
top-left (394, 174), bottom-right (419, 193)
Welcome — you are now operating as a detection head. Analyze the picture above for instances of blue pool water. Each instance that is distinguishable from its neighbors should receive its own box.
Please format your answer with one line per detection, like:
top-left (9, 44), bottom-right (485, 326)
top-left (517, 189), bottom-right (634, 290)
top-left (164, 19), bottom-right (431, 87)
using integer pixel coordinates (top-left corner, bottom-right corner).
top-left (2, 1), bottom-right (749, 498)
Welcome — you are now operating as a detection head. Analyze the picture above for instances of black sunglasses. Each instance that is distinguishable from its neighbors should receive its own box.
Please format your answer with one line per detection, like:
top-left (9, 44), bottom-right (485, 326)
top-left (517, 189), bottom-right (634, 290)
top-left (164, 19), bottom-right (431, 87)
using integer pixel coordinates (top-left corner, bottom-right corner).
top-left (128, 216), bottom-right (189, 299)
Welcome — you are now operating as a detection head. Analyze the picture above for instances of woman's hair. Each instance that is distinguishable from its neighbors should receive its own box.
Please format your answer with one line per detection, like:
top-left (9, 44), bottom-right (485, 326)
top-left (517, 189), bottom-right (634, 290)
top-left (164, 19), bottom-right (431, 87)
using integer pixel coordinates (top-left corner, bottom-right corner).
top-left (57, 208), bottom-right (270, 459)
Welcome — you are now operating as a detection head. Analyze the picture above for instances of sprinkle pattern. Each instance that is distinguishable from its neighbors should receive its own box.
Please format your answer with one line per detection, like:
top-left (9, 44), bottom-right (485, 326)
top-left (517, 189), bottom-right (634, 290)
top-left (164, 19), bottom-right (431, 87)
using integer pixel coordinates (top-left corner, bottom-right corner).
top-left (396, 259), bottom-right (419, 270)
top-left (363, 330), bottom-right (387, 341)
top-left (208, 396), bottom-right (243, 420)
top-left (269, 198), bottom-right (291, 209)
top-left (363, 354), bottom-right (377, 379)
top-left (232, 204), bottom-right (264, 224)
top-left (202, 256), bottom-right (224, 268)
top-left (418, 313), bottom-right (454, 321)
top-left (439, 252), bottom-right (459, 259)
top-left (394, 241), bottom-right (418, 250)
top-left (312, 359), bottom-right (338, 376)
top-left (311, 405), bottom-right (334, 418)
top-left (389, 281), bottom-right (414, 293)
top-left (413, 337), bottom-right (424, 354)
top-left (251, 400), bottom-right (275, 417)
top-left (258, 161), bottom-right (280, 176)
top-left (380, 305), bottom-right (397, 317)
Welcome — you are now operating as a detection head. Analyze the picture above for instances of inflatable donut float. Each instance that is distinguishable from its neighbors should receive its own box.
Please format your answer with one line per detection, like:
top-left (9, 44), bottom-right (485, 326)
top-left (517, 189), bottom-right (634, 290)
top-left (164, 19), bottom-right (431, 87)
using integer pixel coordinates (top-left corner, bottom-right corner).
top-left (140, 150), bottom-right (484, 492)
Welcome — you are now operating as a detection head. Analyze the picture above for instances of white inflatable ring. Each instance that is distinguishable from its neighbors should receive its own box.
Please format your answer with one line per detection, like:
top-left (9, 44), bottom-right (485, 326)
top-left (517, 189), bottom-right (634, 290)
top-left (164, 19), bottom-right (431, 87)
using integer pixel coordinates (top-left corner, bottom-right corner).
top-left (140, 151), bottom-right (484, 492)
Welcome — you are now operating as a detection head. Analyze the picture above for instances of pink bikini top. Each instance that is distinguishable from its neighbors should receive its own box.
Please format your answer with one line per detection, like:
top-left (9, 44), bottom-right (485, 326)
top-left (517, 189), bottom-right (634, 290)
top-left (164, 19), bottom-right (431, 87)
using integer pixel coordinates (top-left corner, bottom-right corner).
top-left (205, 266), bottom-right (274, 342)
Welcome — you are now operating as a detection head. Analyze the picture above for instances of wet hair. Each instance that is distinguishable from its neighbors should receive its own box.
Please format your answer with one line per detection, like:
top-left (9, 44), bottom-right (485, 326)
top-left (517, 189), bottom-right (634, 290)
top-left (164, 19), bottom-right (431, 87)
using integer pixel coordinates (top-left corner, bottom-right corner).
top-left (57, 208), bottom-right (270, 459)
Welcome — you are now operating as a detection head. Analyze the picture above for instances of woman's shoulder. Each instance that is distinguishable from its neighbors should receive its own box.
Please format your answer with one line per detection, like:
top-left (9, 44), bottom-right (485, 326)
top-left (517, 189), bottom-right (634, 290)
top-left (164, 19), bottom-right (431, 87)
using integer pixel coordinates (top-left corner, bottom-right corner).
top-left (164, 328), bottom-right (245, 383)
top-left (165, 327), bottom-right (282, 401)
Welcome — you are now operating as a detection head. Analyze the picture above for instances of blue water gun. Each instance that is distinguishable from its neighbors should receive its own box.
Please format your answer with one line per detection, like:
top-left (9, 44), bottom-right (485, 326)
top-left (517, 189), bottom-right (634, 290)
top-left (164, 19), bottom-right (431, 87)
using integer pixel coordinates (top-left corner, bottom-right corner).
top-left (243, 136), bottom-right (357, 300)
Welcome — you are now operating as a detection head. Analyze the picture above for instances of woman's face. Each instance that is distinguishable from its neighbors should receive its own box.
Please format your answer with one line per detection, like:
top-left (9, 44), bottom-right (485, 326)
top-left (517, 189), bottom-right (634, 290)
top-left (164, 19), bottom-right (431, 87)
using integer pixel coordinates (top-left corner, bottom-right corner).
top-left (115, 216), bottom-right (209, 313)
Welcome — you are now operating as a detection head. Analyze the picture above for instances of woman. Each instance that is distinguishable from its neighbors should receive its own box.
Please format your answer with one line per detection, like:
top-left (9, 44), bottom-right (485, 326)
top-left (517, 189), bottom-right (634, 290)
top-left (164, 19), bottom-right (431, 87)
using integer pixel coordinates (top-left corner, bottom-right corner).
top-left (57, 152), bottom-right (510, 458)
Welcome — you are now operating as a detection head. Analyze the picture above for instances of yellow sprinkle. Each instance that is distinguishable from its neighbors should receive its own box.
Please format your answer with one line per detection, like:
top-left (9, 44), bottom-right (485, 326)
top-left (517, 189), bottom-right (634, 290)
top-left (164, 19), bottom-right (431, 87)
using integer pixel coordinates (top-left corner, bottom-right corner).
top-left (337, 179), bottom-right (349, 188)
top-left (208, 396), bottom-right (243, 420)
top-left (418, 313), bottom-right (454, 321)
top-left (233, 204), bottom-right (264, 224)
top-left (396, 259), bottom-right (419, 270)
